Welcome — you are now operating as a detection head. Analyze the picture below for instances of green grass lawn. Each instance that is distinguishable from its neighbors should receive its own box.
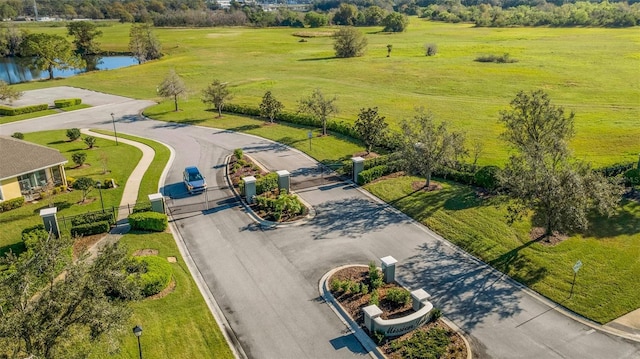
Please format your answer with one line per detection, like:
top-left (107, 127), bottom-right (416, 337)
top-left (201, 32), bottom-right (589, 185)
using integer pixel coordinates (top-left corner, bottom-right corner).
top-left (10, 19), bottom-right (639, 167)
top-left (365, 176), bottom-right (640, 323)
top-left (0, 130), bottom-right (141, 254)
top-left (87, 232), bottom-right (234, 359)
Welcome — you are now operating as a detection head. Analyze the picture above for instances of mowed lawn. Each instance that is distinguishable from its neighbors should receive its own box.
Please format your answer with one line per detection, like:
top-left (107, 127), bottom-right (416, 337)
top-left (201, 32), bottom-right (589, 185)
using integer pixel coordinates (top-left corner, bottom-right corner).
top-left (13, 19), bottom-right (640, 167)
top-left (365, 176), bottom-right (640, 324)
top-left (0, 130), bottom-right (141, 254)
top-left (88, 232), bottom-right (234, 359)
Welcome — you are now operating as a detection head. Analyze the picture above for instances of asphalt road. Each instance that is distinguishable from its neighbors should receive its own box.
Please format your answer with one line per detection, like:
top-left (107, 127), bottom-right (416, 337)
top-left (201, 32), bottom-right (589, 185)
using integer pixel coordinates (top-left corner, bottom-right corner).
top-left (2, 90), bottom-right (639, 359)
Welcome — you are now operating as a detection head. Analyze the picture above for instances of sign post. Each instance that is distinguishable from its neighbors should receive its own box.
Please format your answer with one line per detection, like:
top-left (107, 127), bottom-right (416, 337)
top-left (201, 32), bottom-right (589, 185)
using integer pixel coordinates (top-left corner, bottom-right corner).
top-left (308, 131), bottom-right (312, 151)
top-left (570, 260), bottom-right (582, 298)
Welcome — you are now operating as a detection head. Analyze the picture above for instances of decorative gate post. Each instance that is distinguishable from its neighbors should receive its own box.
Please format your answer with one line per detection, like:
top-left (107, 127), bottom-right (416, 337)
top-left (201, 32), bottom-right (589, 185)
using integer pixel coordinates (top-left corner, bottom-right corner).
top-left (352, 156), bottom-right (365, 184)
top-left (276, 170), bottom-right (290, 193)
top-left (243, 176), bottom-right (256, 204)
top-left (40, 207), bottom-right (60, 238)
top-left (380, 256), bottom-right (398, 283)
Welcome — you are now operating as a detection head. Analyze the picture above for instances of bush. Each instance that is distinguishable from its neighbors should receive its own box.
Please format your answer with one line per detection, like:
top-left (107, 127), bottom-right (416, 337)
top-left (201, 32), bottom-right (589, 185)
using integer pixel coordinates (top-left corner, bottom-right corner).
top-left (474, 165), bottom-right (500, 190)
top-left (0, 103), bottom-right (48, 116)
top-left (66, 176), bottom-right (76, 188)
top-left (72, 152), bottom-right (87, 166)
top-left (256, 172), bottom-right (278, 195)
top-left (132, 202), bottom-right (152, 213)
top-left (70, 221), bottom-right (110, 237)
top-left (368, 261), bottom-right (383, 290)
top-left (475, 53), bottom-right (517, 63)
top-left (391, 327), bottom-right (450, 358)
top-left (83, 136), bottom-right (96, 149)
top-left (0, 197), bottom-right (25, 212)
top-left (425, 43), bottom-right (438, 56)
top-left (71, 212), bottom-right (114, 226)
top-left (21, 224), bottom-right (48, 249)
top-left (358, 165), bottom-right (389, 185)
top-left (134, 256), bottom-right (172, 297)
top-left (386, 288), bottom-right (411, 306)
top-left (11, 132), bottom-right (24, 139)
top-left (234, 148), bottom-right (243, 160)
top-left (624, 168), bottom-right (640, 187)
top-left (373, 330), bottom-right (386, 345)
top-left (596, 162), bottom-right (635, 177)
top-left (66, 128), bottom-right (81, 141)
top-left (430, 307), bottom-right (442, 321)
top-left (128, 212), bottom-right (168, 232)
top-left (369, 289), bottom-right (380, 306)
top-left (102, 178), bottom-right (117, 189)
top-left (54, 98), bottom-right (81, 108)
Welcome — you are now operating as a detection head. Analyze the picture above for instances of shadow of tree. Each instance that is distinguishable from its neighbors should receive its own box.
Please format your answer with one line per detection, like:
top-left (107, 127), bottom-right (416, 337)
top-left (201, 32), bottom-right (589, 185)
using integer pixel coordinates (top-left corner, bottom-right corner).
top-left (309, 197), bottom-right (409, 240)
top-left (488, 237), bottom-right (548, 286)
top-left (0, 242), bottom-right (25, 257)
top-left (32, 201), bottom-right (72, 214)
top-left (227, 124), bottom-right (260, 132)
top-left (582, 200), bottom-right (640, 238)
top-left (297, 56), bottom-right (336, 62)
top-left (151, 119), bottom-right (205, 129)
top-left (398, 240), bottom-right (525, 331)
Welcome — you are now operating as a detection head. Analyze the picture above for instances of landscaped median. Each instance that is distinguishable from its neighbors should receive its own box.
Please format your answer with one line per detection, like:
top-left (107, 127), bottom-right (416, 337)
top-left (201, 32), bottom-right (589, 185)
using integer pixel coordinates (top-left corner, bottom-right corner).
top-left (320, 259), bottom-right (470, 359)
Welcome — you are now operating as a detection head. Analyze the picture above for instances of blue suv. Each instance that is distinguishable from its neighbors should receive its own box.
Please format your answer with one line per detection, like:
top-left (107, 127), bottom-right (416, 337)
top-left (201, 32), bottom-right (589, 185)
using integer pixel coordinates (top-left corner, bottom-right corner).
top-left (183, 166), bottom-right (207, 194)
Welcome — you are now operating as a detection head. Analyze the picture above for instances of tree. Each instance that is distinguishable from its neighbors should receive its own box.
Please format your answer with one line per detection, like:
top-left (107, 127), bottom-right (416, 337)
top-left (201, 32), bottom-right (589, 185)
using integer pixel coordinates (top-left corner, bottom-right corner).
top-left (354, 107), bottom-right (388, 154)
top-left (129, 23), bottom-right (162, 64)
top-left (298, 89), bottom-right (338, 136)
top-left (0, 25), bottom-right (25, 57)
top-left (399, 110), bottom-right (466, 188)
top-left (498, 90), bottom-right (622, 237)
top-left (382, 12), bottom-right (409, 32)
top-left (66, 128), bottom-right (81, 141)
top-left (73, 176), bottom-right (94, 202)
top-left (304, 11), bottom-right (328, 28)
top-left (364, 6), bottom-right (387, 26)
top-left (0, 232), bottom-right (139, 359)
top-left (0, 80), bottom-right (22, 103)
top-left (333, 27), bottom-right (367, 58)
top-left (72, 152), bottom-right (87, 167)
top-left (84, 136), bottom-right (96, 149)
top-left (157, 69), bottom-right (187, 112)
top-left (202, 79), bottom-right (233, 117)
top-left (332, 3), bottom-right (358, 26)
top-left (67, 21), bottom-right (102, 55)
top-left (19, 33), bottom-right (83, 80)
top-left (259, 91), bottom-right (284, 123)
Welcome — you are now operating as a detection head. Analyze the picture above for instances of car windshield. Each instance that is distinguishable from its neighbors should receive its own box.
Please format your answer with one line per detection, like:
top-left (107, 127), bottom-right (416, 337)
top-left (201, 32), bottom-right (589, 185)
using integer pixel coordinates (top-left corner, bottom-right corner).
top-left (188, 172), bottom-right (203, 182)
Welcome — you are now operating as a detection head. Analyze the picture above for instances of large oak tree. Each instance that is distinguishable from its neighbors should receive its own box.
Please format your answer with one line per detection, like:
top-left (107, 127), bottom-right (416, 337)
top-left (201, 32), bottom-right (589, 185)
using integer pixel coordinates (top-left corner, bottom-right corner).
top-left (19, 33), bottom-right (83, 80)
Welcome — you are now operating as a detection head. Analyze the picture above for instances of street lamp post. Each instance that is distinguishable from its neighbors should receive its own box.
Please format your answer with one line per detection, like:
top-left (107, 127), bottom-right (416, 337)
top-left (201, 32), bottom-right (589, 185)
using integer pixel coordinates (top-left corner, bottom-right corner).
top-left (111, 113), bottom-right (119, 146)
top-left (132, 325), bottom-right (143, 359)
top-left (96, 181), bottom-right (104, 213)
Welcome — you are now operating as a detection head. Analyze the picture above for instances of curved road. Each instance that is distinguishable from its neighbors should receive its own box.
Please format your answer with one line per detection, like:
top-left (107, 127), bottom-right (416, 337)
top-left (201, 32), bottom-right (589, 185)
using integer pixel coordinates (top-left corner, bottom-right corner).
top-left (1, 90), bottom-right (639, 359)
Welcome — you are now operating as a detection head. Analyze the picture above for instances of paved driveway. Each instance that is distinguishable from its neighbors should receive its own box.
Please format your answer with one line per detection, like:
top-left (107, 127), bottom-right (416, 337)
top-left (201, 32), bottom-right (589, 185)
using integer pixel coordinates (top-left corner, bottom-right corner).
top-left (1, 88), bottom-right (639, 359)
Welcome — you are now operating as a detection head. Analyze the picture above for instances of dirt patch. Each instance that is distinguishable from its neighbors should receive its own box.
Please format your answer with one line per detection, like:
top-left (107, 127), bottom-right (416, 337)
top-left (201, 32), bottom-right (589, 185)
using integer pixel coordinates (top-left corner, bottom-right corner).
top-left (77, 197), bottom-right (97, 205)
top-left (529, 227), bottom-right (568, 246)
top-left (353, 151), bottom-right (381, 160)
top-left (329, 266), bottom-right (467, 358)
top-left (411, 181), bottom-right (443, 192)
top-left (146, 278), bottom-right (176, 300)
top-left (133, 248), bottom-right (159, 256)
top-left (72, 233), bottom-right (105, 259)
top-left (167, 256), bottom-right (177, 263)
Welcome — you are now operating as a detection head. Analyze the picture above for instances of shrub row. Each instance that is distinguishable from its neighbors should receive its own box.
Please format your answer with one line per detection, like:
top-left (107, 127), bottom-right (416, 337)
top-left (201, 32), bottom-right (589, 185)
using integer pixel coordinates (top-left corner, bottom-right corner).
top-left (0, 103), bottom-right (48, 116)
top-left (256, 172), bottom-right (279, 195)
top-left (624, 168), bottom-right (640, 187)
top-left (134, 256), bottom-right (173, 297)
top-left (132, 202), bottom-right (153, 213)
top-left (254, 190), bottom-right (305, 221)
top-left (54, 98), bottom-right (82, 108)
top-left (358, 165), bottom-right (390, 185)
top-left (71, 212), bottom-right (114, 226)
top-left (128, 212), bottom-right (168, 232)
top-left (595, 162), bottom-right (635, 177)
top-left (70, 221), bottom-right (110, 237)
top-left (0, 197), bottom-right (25, 212)
top-left (330, 278), bottom-right (370, 295)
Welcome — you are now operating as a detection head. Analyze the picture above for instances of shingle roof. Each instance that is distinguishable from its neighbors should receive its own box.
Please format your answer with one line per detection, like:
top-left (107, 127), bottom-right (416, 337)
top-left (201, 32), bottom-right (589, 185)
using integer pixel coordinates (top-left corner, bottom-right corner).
top-left (0, 136), bottom-right (68, 180)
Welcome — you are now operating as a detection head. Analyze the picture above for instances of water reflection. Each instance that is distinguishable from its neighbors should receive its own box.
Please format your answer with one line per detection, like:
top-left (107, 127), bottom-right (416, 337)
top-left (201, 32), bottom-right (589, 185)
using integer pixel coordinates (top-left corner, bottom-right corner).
top-left (0, 55), bottom-right (138, 84)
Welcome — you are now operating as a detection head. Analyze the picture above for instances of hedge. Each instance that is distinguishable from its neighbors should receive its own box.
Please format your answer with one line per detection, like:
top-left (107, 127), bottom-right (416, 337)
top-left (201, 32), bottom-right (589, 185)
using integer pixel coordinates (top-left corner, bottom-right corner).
top-left (132, 202), bottom-right (152, 213)
top-left (358, 165), bottom-right (390, 185)
top-left (134, 256), bottom-right (172, 297)
top-left (70, 221), bottom-right (110, 237)
top-left (71, 212), bottom-right (115, 226)
top-left (624, 168), bottom-right (640, 187)
top-left (0, 197), bottom-right (25, 213)
top-left (596, 162), bottom-right (635, 177)
top-left (128, 212), bottom-right (168, 232)
top-left (21, 224), bottom-right (49, 249)
top-left (474, 165), bottom-right (500, 190)
top-left (54, 98), bottom-right (82, 108)
top-left (0, 104), bottom-right (48, 116)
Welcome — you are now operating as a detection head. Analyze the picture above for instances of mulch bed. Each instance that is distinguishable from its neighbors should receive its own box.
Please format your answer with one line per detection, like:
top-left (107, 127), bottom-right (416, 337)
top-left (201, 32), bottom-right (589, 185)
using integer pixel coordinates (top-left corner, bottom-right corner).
top-left (529, 227), bottom-right (568, 246)
top-left (329, 266), bottom-right (467, 359)
top-left (412, 181), bottom-right (444, 192)
top-left (72, 233), bottom-right (105, 259)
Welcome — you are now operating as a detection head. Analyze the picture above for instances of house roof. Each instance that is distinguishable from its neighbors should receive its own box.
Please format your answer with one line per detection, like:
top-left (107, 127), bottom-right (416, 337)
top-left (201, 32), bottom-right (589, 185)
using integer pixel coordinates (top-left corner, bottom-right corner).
top-left (0, 136), bottom-right (68, 180)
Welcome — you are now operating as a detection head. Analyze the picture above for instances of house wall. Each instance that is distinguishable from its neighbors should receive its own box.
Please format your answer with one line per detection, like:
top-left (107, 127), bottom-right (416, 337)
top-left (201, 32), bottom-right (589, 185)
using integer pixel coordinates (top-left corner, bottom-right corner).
top-left (0, 177), bottom-right (22, 201)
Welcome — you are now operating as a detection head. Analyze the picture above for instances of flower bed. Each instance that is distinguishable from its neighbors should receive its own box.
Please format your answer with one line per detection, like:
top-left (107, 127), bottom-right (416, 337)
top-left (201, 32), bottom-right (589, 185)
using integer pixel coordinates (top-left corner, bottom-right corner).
top-left (329, 265), bottom-right (467, 359)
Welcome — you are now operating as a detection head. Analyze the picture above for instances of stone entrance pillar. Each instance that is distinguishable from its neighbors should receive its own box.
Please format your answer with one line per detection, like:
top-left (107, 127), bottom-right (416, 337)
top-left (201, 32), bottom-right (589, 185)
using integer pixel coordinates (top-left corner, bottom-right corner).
top-left (243, 176), bottom-right (256, 203)
top-left (411, 289), bottom-right (432, 311)
top-left (40, 207), bottom-right (60, 238)
top-left (276, 170), bottom-right (290, 193)
top-left (352, 156), bottom-right (365, 184)
top-left (148, 193), bottom-right (165, 213)
top-left (363, 305), bottom-right (383, 334)
top-left (381, 256), bottom-right (398, 283)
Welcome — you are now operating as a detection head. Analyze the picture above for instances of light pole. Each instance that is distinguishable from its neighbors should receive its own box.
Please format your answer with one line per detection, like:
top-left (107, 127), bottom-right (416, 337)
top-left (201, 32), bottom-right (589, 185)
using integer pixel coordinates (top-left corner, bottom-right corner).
top-left (111, 113), bottom-right (119, 146)
top-left (132, 325), bottom-right (143, 359)
top-left (96, 181), bottom-right (104, 213)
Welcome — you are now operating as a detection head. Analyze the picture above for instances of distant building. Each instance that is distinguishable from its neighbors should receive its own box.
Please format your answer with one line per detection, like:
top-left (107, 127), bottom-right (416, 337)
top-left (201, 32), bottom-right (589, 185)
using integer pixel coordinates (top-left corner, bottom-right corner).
top-left (0, 136), bottom-right (68, 202)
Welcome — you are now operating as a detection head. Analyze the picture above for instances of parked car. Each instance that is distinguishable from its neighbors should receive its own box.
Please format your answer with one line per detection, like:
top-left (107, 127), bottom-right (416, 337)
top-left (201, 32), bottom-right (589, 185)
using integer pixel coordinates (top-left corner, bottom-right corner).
top-left (183, 166), bottom-right (206, 194)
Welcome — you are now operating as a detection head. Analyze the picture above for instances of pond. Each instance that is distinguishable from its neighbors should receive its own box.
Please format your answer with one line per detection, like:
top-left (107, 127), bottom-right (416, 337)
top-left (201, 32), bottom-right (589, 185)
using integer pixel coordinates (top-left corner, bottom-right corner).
top-left (0, 55), bottom-right (138, 84)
